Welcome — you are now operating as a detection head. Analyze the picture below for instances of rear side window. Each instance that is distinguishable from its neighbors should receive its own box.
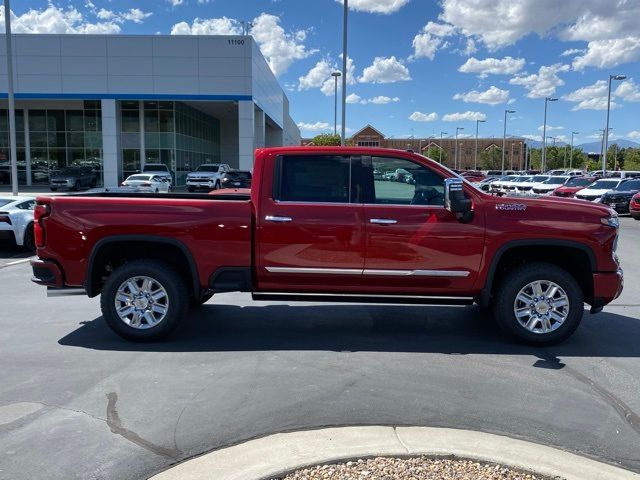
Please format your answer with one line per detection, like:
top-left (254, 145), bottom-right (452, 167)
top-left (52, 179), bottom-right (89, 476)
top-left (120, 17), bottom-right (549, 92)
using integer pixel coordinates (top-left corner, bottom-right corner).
top-left (277, 155), bottom-right (351, 203)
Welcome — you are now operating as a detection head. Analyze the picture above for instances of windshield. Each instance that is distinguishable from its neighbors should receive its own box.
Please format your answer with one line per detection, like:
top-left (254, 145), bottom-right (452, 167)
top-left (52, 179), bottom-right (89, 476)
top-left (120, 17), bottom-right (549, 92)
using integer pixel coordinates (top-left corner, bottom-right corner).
top-left (615, 180), bottom-right (640, 191)
top-left (126, 175), bottom-right (151, 181)
top-left (588, 180), bottom-right (619, 190)
top-left (544, 176), bottom-right (568, 184)
top-left (56, 168), bottom-right (81, 175)
top-left (196, 165), bottom-right (220, 172)
top-left (531, 176), bottom-right (549, 182)
top-left (565, 177), bottom-right (593, 187)
top-left (225, 172), bottom-right (251, 179)
top-left (500, 176), bottom-right (516, 181)
top-left (143, 164), bottom-right (168, 172)
top-left (514, 176), bottom-right (532, 182)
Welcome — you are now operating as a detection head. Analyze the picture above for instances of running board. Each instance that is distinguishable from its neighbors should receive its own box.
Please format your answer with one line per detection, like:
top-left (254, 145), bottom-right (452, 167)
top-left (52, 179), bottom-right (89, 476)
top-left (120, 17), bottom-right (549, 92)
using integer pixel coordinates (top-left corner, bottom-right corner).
top-left (252, 292), bottom-right (474, 306)
top-left (47, 287), bottom-right (86, 297)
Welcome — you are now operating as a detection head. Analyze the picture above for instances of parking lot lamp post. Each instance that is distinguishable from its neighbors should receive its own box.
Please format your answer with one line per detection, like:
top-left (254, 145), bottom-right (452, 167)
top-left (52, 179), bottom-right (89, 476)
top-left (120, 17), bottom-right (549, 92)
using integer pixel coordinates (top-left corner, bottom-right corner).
top-left (439, 131), bottom-right (447, 164)
top-left (340, 0), bottom-right (348, 146)
top-left (455, 127), bottom-right (464, 169)
top-left (541, 97), bottom-right (557, 173)
top-left (475, 119), bottom-right (485, 171)
top-left (4, 0), bottom-right (18, 195)
top-left (502, 110), bottom-right (515, 174)
top-left (570, 131), bottom-right (579, 169)
top-left (331, 72), bottom-right (341, 136)
top-left (603, 75), bottom-right (626, 175)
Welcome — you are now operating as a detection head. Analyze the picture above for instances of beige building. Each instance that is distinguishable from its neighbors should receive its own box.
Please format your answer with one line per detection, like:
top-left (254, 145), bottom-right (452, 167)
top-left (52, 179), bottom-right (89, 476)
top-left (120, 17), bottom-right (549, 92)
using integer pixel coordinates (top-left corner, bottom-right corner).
top-left (303, 124), bottom-right (526, 171)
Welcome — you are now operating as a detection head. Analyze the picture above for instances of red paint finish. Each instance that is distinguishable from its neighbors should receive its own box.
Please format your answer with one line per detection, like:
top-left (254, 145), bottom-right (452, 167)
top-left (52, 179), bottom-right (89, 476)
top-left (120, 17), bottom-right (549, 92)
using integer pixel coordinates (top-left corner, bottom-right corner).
top-left (33, 146), bottom-right (622, 309)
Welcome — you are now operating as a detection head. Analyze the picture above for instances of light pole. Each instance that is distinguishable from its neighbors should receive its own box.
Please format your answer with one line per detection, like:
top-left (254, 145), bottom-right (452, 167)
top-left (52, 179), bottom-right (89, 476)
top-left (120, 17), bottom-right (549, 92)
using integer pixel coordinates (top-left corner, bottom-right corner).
top-left (510, 142), bottom-right (515, 170)
top-left (4, 0), bottom-right (18, 195)
top-left (502, 110), bottom-right (515, 174)
top-left (569, 131), bottom-right (579, 169)
top-left (603, 74), bottom-right (626, 175)
top-left (455, 127), bottom-right (464, 169)
top-left (475, 119), bottom-right (485, 171)
top-left (331, 71), bottom-right (341, 136)
top-left (541, 97), bottom-right (557, 173)
top-left (439, 131), bottom-right (447, 164)
top-left (340, 0), bottom-right (348, 146)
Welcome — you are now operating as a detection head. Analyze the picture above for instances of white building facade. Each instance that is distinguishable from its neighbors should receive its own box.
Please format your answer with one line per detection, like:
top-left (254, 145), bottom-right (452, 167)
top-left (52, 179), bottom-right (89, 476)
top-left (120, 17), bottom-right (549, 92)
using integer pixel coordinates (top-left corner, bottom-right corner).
top-left (0, 34), bottom-right (300, 187)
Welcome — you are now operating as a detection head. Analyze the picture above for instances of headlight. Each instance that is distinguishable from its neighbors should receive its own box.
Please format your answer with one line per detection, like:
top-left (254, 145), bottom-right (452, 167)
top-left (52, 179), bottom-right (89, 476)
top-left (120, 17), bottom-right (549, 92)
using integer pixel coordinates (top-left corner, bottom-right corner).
top-left (600, 216), bottom-right (619, 228)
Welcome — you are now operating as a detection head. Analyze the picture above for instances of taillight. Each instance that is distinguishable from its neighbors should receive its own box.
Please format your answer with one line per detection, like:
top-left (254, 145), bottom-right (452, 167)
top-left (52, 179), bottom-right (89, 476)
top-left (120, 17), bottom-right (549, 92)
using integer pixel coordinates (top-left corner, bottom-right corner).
top-left (0, 212), bottom-right (11, 224)
top-left (141, 182), bottom-right (151, 187)
top-left (34, 203), bottom-right (50, 248)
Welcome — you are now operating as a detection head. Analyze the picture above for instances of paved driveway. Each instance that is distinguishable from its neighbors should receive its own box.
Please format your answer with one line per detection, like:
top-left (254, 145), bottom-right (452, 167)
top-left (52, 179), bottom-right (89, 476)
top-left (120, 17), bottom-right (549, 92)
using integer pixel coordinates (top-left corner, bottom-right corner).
top-left (0, 218), bottom-right (638, 480)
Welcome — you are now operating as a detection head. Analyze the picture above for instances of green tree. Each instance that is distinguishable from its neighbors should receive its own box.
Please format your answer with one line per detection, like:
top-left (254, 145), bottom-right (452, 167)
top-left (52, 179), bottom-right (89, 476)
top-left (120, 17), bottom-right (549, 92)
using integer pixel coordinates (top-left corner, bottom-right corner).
top-left (310, 133), bottom-right (341, 146)
top-left (568, 148), bottom-right (588, 170)
top-left (528, 148), bottom-right (542, 170)
top-left (479, 147), bottom-right (503, 170)
top-left (623, 148), bottom-right (640, 170)
top-left (423, 145), bottom-right (447, 164)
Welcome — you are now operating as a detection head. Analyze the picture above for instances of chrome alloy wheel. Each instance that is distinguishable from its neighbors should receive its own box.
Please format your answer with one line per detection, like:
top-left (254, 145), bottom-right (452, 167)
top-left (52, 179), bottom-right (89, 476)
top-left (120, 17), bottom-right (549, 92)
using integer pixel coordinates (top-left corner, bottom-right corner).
top-left (114, 276), bottom-right (169, 329)
top-left (513, 280), bottom-right (569, 334)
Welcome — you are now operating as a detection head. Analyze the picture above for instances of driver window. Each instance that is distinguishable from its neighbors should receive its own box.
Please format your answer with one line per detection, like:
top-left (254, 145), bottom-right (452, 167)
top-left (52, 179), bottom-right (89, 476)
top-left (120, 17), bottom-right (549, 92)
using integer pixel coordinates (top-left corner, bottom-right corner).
top-left (371, 157), bottom-right (445, 206)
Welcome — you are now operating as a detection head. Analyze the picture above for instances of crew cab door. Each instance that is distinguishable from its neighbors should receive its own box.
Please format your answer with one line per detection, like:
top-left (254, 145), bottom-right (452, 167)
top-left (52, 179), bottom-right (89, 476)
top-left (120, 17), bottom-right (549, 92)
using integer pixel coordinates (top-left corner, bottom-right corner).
top-left (255, 153), bottom-right (366, 293)
top-left (362, 155), bottom-right (484, 295)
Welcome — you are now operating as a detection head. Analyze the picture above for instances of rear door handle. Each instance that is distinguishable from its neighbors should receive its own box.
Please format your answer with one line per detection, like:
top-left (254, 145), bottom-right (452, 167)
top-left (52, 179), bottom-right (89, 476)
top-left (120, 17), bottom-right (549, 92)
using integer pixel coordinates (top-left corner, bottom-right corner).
top-left (369, 218), bottom-right (397, 225)
top-left (265, 215), bottom-right (292, 223)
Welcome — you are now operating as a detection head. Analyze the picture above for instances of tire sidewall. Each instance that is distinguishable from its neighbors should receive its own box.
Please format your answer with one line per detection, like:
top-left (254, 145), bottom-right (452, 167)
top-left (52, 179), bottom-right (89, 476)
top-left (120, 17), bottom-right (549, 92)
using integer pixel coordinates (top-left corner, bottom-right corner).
top-left (494, 263), bottom-right (584, 345)
top-left (101, 260), bottom-right (188, 341)
top-left (22, 223), bottom-right (35, 251)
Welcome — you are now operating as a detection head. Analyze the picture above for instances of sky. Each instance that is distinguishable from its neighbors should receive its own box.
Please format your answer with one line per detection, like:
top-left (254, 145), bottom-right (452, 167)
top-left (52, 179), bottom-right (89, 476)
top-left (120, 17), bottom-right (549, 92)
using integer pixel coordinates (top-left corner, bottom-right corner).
top-left (2, 0), bottom-right (640, 146)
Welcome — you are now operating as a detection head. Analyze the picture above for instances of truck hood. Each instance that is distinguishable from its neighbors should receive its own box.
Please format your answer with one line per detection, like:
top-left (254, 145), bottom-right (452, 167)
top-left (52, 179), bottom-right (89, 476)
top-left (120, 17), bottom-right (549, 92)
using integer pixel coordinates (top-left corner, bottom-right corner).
top-left (488, 193), bottom-right (614, 216)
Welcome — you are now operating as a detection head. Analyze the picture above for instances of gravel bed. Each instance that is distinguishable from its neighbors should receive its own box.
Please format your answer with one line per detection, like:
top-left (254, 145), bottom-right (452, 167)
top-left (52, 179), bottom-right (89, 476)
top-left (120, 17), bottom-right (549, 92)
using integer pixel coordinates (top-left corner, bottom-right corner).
top-left (276, 456), bottom-right (559, 480)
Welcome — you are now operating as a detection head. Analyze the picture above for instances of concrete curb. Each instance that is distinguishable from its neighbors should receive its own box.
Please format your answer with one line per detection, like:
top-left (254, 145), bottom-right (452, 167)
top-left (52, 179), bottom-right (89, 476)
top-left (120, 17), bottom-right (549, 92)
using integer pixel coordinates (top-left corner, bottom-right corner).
top-left (149, 426), bottom-right (639, 480)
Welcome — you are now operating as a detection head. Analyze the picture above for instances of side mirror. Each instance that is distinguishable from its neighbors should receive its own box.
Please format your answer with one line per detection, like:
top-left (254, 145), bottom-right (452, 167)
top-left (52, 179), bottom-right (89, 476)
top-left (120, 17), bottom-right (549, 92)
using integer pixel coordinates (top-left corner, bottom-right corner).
top-left (444, 178), bottom-right (473, 222)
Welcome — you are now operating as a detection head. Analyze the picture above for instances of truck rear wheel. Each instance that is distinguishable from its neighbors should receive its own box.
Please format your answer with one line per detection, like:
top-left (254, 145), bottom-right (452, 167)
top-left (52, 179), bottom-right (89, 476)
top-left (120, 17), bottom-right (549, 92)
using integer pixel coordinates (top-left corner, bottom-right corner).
top-left (492, 262), bottom-right (584, 346)
top-left (100, 260), bottom-right (188, 341)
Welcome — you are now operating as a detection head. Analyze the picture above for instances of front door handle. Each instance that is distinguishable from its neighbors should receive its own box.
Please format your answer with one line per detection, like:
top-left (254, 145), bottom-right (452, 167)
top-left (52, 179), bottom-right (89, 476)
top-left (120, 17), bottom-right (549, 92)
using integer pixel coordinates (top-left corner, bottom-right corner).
top-left (265, 215), bottom-right (292, 222)
top-left (369, 218), bottom-right (397, 225)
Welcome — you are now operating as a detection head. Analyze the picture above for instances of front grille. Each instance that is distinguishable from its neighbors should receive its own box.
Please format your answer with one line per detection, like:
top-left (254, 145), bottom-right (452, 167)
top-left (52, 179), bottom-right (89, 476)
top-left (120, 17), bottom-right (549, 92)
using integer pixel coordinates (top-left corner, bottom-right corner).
top-left (188, 178), bottom-right (211, 183)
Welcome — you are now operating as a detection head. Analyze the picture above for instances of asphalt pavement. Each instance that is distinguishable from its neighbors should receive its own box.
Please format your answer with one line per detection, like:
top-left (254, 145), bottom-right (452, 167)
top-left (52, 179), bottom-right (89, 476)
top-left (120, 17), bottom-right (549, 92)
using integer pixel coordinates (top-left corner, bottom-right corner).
top-left (0, 218), bottom-right (638, 480)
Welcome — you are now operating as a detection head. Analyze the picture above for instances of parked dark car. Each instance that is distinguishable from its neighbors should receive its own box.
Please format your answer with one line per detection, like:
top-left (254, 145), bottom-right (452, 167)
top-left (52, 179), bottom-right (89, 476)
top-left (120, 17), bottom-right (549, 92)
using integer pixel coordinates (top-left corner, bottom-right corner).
top-left (49, 167), bottom-right (97, 191)
top-left (600, 178), bottom-right (640, 213)
top-left (220, 170), bottom-right (252, 189)
top-left (0, 168), bottom-right (10, 184)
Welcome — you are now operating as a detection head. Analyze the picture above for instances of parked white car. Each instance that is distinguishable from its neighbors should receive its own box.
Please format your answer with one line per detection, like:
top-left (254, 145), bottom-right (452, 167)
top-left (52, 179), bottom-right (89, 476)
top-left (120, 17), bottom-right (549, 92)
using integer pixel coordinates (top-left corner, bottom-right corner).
top-left (531, 176), bottom-right (570, 195)
top-left (490, 175), bottom-right (517, 194)
top-left (141, 163), bottom-right (173, 188)
top-left (514, 175), bottom-right (550, 194)
top-left (121, 174), bottom-right (171, 193)
top-left (0, 196), bottom-right (36, 250)
top-left (574, 178), bottom-right (622, 202)
top-left (186, 164), bottom-right (231, 192)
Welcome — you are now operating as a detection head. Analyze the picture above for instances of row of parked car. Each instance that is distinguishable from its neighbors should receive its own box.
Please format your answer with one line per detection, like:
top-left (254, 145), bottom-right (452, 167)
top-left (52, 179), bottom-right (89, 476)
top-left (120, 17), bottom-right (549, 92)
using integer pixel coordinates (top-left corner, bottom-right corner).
top-left (465, 169), bottom-right (640, 217)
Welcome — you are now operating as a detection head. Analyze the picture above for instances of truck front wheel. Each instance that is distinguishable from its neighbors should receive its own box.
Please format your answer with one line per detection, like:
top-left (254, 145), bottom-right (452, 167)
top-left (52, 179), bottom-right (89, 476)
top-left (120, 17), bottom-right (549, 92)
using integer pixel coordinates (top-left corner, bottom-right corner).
top-left (493, 263), bottom-right (584, 346)
top-left (100, 260), bottom-right (188, 341)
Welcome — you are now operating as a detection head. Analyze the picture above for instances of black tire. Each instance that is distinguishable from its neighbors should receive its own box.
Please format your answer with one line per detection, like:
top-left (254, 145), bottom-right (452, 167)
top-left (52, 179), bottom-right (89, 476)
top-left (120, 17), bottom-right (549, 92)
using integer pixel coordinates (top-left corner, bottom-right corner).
top-left (50, 187), bottom-right (58, 192)
top-left (190, 292), bottom-right (213, 308)
top-left (21, 223), bottom-right (35, 251)
top-left (90, 179), bottom-right (97, 188)
top-left (214, 181), bottom-right (220, 190)
top-left (100, 260), bottom-right (188, 341)
top-left (155, 188), bottom-right (159, 193)
top-left (187, 186), bottom-right (195, 192)
top-left (492, 262), bottom-right (584, 346)
top-left (74, 181), bottom-right (81, 191)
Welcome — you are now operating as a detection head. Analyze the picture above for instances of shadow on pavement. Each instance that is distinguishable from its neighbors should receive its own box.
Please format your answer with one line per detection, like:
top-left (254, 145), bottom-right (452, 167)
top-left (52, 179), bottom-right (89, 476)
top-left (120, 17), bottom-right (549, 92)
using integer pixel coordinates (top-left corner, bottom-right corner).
top-left (58, 303), bottom-right (640, 359)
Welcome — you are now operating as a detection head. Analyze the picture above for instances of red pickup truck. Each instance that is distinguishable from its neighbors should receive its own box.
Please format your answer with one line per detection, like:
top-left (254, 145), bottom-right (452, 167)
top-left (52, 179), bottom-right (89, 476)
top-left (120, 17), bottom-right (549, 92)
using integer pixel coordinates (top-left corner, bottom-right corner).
top-left (31, 147), bottom-right (623, 345)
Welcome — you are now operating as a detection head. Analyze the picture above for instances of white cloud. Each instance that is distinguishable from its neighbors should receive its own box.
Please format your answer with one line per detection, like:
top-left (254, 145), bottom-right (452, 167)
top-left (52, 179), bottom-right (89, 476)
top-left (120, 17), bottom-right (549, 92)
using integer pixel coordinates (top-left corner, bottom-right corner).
top-left (458, 56), bottom-right (525, 77)
top-left (537, 125), bottom-right (564, 132)
top-left (615, 79), bottom-right (640, 102)
top-left (442, 111), bottom-right (487, 122)
top-left (560, 48), bottom-right (585, 57)
top-left (0, 4), bottom-right (142, 34)
top-left (359, 56), bottom-right (411, 83)
top-left (453, 86), bottom-right (509, 105)
top-left (628, 131), bottom-right (640, 140)
top-left (335, 0), bottom-right (409, 14)
top-left (297, 56), bottom-right (356, 96)
top-left (364, 95), bottom-right (400, 104)
top-left (410, 22), bottom-right (456, 60)
top-left (509, 63), bottom-right (569, 98)
top-left (523, 134), bottom-right (543, 142)
top-left (562, 80), bottom-right (613, 110)
top-left (573, 37), bottom-right (640, 70)
top-left (462, 38), bottom-right (477, 55)
top-left (121, 9), bottom-right (152, 24)
top-left (171, 13), bottom-right (317, 76)
top-left (409, 111), bottom-right (439, 122)
top-left (169, 0), bottom-right (184, 6)
top-left (96, 8), bottom-right (115, 20)
top-left (297, 121), bottom-right (331, 132)
top-left (346, 93), bottom-right (362, 104)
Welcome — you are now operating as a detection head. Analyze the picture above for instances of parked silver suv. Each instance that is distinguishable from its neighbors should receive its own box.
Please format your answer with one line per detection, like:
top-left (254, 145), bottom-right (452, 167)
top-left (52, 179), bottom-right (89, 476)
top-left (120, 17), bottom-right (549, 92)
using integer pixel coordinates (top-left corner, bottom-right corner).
top-left (186, 163), bottom-right (231, 192)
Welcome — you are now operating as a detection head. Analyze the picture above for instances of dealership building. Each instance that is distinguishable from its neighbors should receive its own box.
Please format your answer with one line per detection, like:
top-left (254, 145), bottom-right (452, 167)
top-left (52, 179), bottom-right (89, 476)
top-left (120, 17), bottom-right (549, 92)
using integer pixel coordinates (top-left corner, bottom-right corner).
top-left (0, 34), bottom-right (300, 187)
